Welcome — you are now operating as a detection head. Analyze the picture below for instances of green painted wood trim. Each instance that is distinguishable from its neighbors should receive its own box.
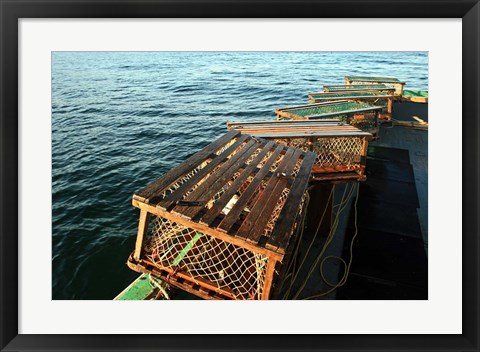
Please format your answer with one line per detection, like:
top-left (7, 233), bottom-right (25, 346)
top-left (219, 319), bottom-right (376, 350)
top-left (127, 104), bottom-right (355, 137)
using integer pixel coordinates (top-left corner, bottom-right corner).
top-left (115, 274), bottom-right (155, 300)
top-left (172, 232), bottom-right (203, 266)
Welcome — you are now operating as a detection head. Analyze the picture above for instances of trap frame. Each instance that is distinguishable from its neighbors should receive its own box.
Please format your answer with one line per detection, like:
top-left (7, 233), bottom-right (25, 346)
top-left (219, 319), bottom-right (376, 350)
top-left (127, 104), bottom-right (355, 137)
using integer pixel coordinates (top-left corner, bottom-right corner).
top-left (307, 90), bottom-right (394, 120)
top-left (227, 120), bottom-right (372, 182)
top-left (275, 100), bottom-right (381, 139)
top-left (128, 130), bottom-right (316, 300)
top-left (344, 76), bottom-right (406, 96)
top-left (323, 84), bottom-right (396, 96)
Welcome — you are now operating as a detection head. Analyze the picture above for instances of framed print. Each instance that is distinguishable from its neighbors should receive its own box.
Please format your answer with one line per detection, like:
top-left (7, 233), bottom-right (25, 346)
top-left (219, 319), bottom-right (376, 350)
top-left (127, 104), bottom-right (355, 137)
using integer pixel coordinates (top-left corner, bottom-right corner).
top-left (1, 0), bottom-right (479, 351)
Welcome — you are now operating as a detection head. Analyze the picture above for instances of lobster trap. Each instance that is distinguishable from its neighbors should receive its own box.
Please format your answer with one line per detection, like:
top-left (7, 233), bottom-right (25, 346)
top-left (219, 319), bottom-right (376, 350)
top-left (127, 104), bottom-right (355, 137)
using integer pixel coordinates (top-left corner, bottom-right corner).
top-left (323, 84), bottom-right (396, 96)
top-left (308, 91), bottom-right (394, 120)
top-left (344, 76), bottom-right (406, 96)
top-left (128, 130), bottom-right (316, 300)
top-left (227, 120), bottom-right (371, 182)
top-left (275, 100), bottom-right (381, 139)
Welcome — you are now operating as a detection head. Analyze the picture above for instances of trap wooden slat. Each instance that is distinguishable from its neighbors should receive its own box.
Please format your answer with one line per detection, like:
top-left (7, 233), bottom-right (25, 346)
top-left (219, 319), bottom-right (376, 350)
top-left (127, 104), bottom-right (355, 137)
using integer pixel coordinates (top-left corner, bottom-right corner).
top-left (323, 84), bottom-right (395, 95)
top-left (199, 140), bottom-right (276, 226)
top-left (172, 139), bottom-right (260, 220)
top-left (344, 76), bottom-right (406, 96)
top-left (217, 143), bottom-right (285, 233)
top-left (228, 120), bottom-right (372, 182)
top-left (309, 91), bottom-right (392, 99)
top-left (308, 90), bottom-right (394, 120)
top-left (135, 130), bottom-right (240, 202)
top-left (129, 132), bottom-right (316, 300)
top-left (275, 100), bottom-right (381, 139)
top-left (267, 152), bottom-right (317, 252)
top-left (235, 148), bottom-right (301, 244)
top-left (228, 119), bottom-right (341, 129)
top-left (156, 134), bottom-right (250, 209)
top-left (245, 149), bottom-right (303, 245)
top-left (227, 120), bottom-right (371, 139)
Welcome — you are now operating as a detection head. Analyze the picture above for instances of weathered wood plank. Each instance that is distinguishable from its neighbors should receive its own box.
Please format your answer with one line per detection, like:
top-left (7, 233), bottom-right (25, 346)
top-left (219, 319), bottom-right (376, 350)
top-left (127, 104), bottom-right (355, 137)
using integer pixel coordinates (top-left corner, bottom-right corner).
top-left (236, 131), bottom-right (372, 139)
top-left (135, 130), bottom-right (240, 202)
top-left (261, 259), bottom-right (277, 300)
top-left (199, 140), bottom-right (276, 226)
top-left (266, 151), bottom-right (316, 252)
top-left (234, 147), bottom-right (300, 243)
top-left (245, 149), bottom-right (303, 245)
top-left (217, 144), bottom-right (285, 234)
top-left (171, 140), bottom-right (259, 219)
top-left (155, 134), bottom-right (250, 209)
top-left (227, 119), bottom-right (340, 129)
top-left (133, 209), bottom-right (150, 260)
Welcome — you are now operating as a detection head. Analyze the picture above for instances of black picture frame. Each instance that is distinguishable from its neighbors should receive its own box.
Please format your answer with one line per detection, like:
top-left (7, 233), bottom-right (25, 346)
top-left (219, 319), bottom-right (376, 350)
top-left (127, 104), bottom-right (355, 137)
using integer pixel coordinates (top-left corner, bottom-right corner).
top-left (1, 1), bottom-right (478, 351)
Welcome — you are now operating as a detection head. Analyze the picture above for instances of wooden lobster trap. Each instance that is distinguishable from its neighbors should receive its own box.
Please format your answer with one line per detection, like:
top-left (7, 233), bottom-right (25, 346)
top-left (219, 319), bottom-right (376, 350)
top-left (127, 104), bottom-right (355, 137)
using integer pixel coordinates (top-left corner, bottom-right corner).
top-left (344, 76), bottom-right (406, 96)
top-left (128, 130), bottom-right (316, 300)
top-left (323, 84), bottom-right (396, 96)
top-left (307, 90), bottom-right (394, 120)
top-left (275, 100), bottom-right (381, 139)
top-left (227, 120), bottom-right (372, 182)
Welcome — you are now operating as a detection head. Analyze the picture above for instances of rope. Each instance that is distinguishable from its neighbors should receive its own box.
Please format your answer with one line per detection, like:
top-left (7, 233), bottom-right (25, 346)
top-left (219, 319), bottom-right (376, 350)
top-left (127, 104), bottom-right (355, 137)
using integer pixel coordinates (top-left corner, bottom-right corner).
top-left (284, 182), bottom-right (358, 300)
top-left (148, 274), bottom-right (171, 300)
top-left (282, 187), bottom-right (334, 299)
top-left (302, 183), bottom-right (360, 300)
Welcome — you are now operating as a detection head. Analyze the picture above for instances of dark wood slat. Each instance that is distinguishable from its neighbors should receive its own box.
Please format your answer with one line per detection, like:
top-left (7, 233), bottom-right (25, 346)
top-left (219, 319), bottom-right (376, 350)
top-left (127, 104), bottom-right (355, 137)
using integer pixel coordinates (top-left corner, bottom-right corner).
top-left (266, 151), bottom-right (317, 252)
top-left (175, 140), bottom-right (261, 220)
top-left (171, 139), bottom-right (259, 219)
top-left (217, 144), bottom-right (285, 233)
top-left (155, 134), bottom-right (250, 209)
top-left (231, 147), bottom-right (296, 239)
top-left (239, 131), bottom-right (372, 139)
top-left (238, 148), bottom-right (303, 244)
top-left (199, 140), bottom-right (276, 226)
top-left (232, 126), bottom-right (358, 132)
top-left (227, 120), bottom-right (340, 129)
top-left (311, 94), bottom-right (391, 100)
top-left (135, 130), bottom-right (240, 202)
top-left (276, 100), bottom-right (346, 112)
top-left (246, 150), bottom-right (304, 244)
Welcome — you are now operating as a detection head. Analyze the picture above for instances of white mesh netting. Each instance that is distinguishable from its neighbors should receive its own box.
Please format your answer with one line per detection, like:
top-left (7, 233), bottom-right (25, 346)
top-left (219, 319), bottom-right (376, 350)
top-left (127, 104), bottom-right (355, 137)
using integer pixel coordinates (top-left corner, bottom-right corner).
top-left (143, 216), bottom-right (269, 299)
top-left (273, 137), bottom-right (363, 169)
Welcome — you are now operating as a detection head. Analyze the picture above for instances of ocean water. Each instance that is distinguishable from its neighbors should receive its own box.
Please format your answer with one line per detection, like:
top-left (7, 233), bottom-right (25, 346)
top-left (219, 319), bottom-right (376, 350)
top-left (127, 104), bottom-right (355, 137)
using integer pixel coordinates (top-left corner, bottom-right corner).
top-left (52, 51), bottom-right (428, 299)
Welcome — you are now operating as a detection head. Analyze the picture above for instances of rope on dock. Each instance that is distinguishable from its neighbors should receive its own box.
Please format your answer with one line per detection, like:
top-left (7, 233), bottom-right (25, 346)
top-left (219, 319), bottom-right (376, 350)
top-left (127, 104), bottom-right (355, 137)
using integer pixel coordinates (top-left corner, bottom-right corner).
top-left (148, 273), bottom-right (171, 300)
top-left (281, 182), bottom-right (360, 300)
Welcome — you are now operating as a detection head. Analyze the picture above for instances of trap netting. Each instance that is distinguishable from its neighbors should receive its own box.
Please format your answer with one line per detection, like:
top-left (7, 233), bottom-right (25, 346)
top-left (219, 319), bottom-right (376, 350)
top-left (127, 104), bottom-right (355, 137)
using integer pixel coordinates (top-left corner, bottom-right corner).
top-left (143, 216), bottom-right (269, 300)
top-left (273, 137), bottom-right (363, 169)
top-left (349, 112), bottom-right (377, 132)
top-left (286, 102), bottom-right (372, 118)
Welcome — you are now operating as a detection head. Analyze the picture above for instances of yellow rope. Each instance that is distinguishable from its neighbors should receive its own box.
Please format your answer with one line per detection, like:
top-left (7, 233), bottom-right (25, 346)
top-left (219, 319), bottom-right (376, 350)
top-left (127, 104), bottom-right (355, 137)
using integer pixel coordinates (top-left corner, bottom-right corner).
top-left (302, 183), bottom-right (360, 299)
top-left (288, 182), bottom-right (358, 300)
top-left (282, 186), bottom-right (334, 299)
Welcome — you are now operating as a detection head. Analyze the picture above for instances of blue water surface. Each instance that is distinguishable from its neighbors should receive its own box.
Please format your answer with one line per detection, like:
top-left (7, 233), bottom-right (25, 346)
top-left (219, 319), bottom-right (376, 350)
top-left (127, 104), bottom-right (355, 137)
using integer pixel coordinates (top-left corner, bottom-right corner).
top-left (52, 51), bottom-right (428, 299)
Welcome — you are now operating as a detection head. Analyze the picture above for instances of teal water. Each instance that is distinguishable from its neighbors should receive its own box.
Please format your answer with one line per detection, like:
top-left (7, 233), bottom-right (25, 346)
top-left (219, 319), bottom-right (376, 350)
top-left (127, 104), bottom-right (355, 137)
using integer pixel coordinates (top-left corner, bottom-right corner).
top-left (52, 51), bottom-right (428, 299)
